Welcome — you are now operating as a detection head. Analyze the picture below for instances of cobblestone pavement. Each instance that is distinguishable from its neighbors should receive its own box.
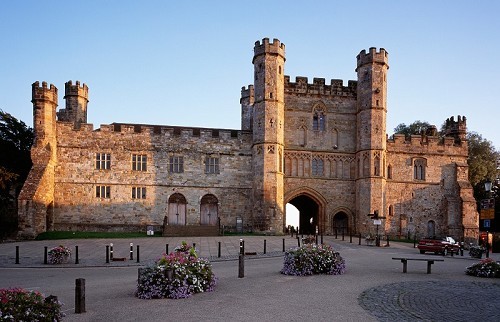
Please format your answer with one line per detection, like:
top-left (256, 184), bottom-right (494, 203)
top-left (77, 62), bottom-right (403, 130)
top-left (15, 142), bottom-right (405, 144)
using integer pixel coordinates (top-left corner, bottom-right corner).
top-left (359, 280), bottom-right (500, 321)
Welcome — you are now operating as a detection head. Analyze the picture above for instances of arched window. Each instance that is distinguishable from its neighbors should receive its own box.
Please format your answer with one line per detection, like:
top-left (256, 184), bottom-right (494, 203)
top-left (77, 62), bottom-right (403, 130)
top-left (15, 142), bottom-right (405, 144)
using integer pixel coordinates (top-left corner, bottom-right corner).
top-left (312, 105), bottom-right (326, 131)
top-left (168, 193), bottom-right (187, 225)
top-left (374, 155), bottom-right (380, 176)
top-left (414, 158), bottom-right (426, 181)
top-left (200, 194), bottom-right (218, 226)
top-left (298, 126), bottom-right (307, 146)
top-left (332, 129), bottom-right (339, 148)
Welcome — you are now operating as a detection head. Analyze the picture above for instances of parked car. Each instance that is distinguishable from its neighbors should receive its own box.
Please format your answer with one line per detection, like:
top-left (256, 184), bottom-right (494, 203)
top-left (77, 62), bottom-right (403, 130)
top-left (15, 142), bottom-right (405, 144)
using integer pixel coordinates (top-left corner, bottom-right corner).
top-left (417, 236), bottom-right (460, 255)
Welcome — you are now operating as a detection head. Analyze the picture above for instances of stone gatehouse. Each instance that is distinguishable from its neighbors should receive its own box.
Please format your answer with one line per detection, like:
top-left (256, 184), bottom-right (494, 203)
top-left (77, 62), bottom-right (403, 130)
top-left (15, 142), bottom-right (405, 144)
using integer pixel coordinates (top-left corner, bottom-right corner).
top-left (18, 38), bottom-right (479, 241)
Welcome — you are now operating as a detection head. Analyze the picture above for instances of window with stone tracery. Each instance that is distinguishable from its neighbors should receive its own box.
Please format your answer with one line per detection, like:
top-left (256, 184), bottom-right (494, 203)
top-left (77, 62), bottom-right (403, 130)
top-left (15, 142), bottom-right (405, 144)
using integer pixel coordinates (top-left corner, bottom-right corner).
top-left (413, 158), bottom-right (426, 181)
top-left (312, 158), bottom-right (324, 177)
top-left (313, 111), bottom-right (325, 131)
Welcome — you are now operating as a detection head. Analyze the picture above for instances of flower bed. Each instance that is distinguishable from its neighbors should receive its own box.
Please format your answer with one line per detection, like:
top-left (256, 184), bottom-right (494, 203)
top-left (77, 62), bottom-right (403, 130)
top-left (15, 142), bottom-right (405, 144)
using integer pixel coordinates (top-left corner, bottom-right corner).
top-left (136, 242), bottom-right (217, 299)
top-left (465, 258), bottom-right (500, 278)
top-left (48, 245), bottom-right (71, 264)
top-left (0, 288), bottom-right (64, 321)
top-left (281, 244), bottom-right (346, 276)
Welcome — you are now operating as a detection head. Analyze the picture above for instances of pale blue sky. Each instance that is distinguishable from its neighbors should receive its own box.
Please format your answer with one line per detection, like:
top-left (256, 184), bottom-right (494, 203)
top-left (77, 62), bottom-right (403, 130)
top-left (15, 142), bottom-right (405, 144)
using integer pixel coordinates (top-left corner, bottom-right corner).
top-left (1, 1), bottom-right (499, 150)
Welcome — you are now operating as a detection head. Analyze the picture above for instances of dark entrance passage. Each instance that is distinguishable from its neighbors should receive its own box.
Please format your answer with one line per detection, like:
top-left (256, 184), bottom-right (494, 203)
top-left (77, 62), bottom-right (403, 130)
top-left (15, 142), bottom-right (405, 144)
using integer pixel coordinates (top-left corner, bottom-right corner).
top-left (288, 195), bottom-right (319, 235)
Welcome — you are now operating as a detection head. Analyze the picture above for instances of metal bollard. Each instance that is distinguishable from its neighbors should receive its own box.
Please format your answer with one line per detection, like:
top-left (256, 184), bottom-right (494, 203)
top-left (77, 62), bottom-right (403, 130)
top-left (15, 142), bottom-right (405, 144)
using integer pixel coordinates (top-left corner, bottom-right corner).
top-left (350, 232), bottom-right (353, 243)
top-left (335, 229), bottom-right (338, 239)
top-left (238, 239), bottom-right (244, 278)
top-left (342, 230), bottom-right (345, 241)
top-left (193, 242), bottom-right (196, 250)
top-left (44, 246), bottom-right (48, 264)
top-left (75, 278), bottom-right (86, 313)
top-left (75, 246), bottom-right (79, 264)
top-left (282, 238), bottom-right (285, 252)
top-left (15, 246), bottom-right (19, 264)
top-left (315, 234), bottom-right (318, 245)
top-left (264, 239), bottom-right (266, 254)
top-left (166, 244), bottom-right (169, 255)
top-left (359, 233), bottom-right (361, 245)
top-left (297, 236), bottom-right (300, 247)
top-left (386, 235), bottom-right (390, 247)
top-left (106, 245), bottom-right (109, 263)
top-left (218, 241), bottom-right (221, 258)
top-left (136, 245), bottom-right (140, 263)
top-left (109, 243), bottom-right (114, 260)
top-left (321, 234), bottom-right (323, 245)
top-left (130, 243), bottom-right (134, 260)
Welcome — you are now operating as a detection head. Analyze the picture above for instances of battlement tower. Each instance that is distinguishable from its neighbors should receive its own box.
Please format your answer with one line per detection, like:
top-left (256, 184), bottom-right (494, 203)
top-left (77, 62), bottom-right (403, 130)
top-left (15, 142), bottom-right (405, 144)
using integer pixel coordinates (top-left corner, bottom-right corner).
top-left (355, 48), bottom-right (389, 233)
top-left (58, 80), bottom-right (89, 127)
top-left (251, 38), bottom-right (286, 232)
top-left (31, 81), bottom-right (58, 156)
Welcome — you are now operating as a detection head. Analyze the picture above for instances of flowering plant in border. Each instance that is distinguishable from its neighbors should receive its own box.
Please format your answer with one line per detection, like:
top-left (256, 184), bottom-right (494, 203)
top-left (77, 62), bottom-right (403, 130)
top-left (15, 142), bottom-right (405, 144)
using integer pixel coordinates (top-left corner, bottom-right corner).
top-left (48, 245), bottom-right (71, 264)
top-left (281, 243), bottom-right (346, 276)
top-left (136, 242), bottom-right (217, 299)
top-left (0, 288), bottom-right (64, 321)
top-left (465, 258), bottom-right (500, 278)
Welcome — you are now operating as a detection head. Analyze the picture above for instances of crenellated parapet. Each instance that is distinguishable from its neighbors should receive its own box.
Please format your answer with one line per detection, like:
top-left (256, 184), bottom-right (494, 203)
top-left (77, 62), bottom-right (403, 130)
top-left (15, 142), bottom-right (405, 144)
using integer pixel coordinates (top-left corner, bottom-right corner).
top-left (240, 85), bottom-right (254, 103)
top-left (284, 76), bottom-right (357, 97)
top-left (253, 37), bottom-right (285, 62)
top-left (387, 131), bottom-right (468, 155)
top-left (32, 81), bottom-right (58, 103)
top-left (356, 47), bottom-right (389, 70)
top-left (444, 115), bottom-right (467, 141)
top-left (64, 80), bottom-right (88, 99)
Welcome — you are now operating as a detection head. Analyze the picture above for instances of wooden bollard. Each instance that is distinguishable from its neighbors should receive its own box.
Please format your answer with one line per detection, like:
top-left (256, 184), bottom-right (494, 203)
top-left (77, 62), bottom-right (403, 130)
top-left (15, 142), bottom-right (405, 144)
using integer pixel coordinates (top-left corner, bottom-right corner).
top-left (75, 278), bottom-right (86, 313)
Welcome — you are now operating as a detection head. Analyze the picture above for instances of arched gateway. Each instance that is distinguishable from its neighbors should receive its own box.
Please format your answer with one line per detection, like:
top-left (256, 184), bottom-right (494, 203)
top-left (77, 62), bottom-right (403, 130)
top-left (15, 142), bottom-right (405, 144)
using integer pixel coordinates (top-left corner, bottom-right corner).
top-left (285, 189), bottom-right (326, 235)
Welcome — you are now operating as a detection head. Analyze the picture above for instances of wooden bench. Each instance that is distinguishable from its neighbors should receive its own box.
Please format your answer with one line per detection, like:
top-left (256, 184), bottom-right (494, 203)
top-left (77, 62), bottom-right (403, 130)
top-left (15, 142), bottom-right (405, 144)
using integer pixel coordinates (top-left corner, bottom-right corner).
top-left (392, 257), bottom-right (444, 274)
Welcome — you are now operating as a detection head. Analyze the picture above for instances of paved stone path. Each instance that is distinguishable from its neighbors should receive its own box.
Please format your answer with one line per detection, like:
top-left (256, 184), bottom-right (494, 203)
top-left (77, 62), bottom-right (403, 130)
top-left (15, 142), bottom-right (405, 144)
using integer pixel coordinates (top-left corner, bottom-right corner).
top-left (359, 280), bottom-right (500, 321)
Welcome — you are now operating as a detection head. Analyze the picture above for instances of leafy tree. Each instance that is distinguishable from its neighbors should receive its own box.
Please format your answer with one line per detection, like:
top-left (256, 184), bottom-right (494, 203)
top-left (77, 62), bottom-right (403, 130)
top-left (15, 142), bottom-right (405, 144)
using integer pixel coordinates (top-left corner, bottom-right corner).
top-left (393, 120), bottom-right (432, 138)
top-left (0, 109), bottom-right (33, 238)
top-left (467, 132), bottom-right (499, 200)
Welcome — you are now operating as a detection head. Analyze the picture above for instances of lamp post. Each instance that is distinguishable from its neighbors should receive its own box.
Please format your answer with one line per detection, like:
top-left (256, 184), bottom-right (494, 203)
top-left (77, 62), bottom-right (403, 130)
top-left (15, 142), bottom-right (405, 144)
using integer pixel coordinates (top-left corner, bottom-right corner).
top-left (484, 179), bottom-right (492, 258)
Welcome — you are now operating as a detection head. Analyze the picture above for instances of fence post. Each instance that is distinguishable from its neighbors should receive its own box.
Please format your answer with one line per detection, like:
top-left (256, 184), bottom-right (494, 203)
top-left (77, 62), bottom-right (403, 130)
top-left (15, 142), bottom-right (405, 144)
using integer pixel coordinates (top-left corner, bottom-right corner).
top-left (75, 278), bottom-right (86, 313)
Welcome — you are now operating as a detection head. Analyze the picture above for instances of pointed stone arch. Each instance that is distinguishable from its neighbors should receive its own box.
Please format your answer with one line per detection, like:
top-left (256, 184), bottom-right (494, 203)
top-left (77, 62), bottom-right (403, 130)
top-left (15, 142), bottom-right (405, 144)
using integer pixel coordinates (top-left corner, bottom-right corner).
top-left (285, 187), bottom-right (327, 235)
top-left (329, 207), bottom-right (354, 235)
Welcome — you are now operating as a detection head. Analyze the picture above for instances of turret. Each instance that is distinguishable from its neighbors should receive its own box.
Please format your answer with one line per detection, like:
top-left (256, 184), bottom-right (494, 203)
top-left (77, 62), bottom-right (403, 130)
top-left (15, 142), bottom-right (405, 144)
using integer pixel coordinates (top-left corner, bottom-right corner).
top-left (444, 115), bottom-right (467, 143)
top-left (31, 81), bottom-right (58, 155)
top-left (240, 85), bottom-right (254, 131)
top-left (58, 80), bottom-right (89, 127)
top-left (251, 38), bottom-right (286, 232)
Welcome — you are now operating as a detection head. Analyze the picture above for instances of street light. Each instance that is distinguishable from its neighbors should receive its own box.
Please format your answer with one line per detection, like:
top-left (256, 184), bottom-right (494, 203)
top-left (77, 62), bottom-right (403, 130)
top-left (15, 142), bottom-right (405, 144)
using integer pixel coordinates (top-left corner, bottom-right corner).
top-left (484, 178), bottom-right (492, 258)
top-left (484, 178), bottom-right (492, 195)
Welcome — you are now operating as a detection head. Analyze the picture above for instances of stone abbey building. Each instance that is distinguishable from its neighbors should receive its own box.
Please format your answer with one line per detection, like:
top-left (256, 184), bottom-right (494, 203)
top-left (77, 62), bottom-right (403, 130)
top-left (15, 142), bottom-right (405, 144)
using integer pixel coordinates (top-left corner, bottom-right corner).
top-left (18, 38), bottom-right (479, 241)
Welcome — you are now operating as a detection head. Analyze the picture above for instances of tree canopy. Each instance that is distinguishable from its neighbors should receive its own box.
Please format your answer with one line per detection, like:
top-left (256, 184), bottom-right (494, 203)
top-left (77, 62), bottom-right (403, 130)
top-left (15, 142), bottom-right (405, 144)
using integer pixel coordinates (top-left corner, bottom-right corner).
top-left (393, 121), bottom-right (432, 138)
top-left (467, 132), bottom-right (499, 199)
